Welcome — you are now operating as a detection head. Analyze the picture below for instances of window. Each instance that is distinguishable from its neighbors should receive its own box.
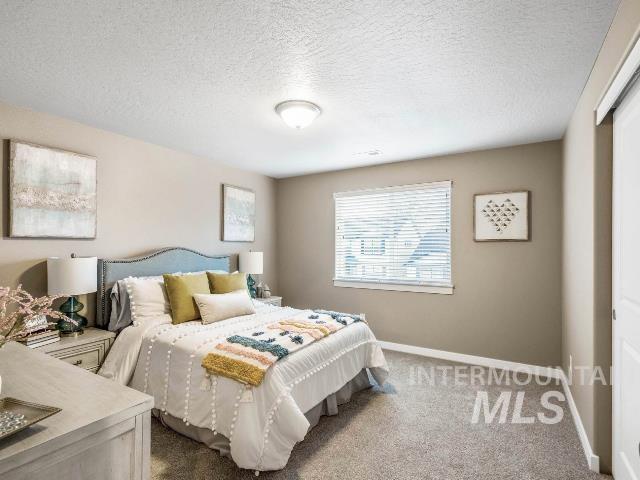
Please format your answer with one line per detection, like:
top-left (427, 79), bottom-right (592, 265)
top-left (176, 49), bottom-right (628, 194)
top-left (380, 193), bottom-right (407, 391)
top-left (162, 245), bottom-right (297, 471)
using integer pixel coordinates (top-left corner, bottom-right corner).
top-left (360, 238), bottom-right (386, 256)
top-left (334, 181), bottom-right (452, 294)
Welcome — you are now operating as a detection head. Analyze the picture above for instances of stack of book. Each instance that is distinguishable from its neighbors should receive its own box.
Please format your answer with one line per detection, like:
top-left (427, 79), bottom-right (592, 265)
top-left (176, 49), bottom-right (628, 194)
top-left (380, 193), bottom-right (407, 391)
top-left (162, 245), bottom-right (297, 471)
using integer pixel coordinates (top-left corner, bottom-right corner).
top-left (17, 329), bottom-right (60, 348)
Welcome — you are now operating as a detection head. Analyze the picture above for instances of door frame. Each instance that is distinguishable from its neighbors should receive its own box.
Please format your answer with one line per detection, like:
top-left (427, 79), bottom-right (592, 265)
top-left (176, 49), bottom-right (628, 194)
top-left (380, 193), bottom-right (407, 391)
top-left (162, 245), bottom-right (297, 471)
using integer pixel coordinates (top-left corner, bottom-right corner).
top-left (597, 33), bottom-right (640, 478)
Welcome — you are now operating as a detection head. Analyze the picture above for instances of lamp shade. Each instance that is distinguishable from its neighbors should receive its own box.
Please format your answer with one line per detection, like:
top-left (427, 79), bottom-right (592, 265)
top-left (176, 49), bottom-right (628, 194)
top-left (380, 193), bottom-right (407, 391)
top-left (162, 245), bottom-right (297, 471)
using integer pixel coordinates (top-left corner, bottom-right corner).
top-left (47, 256), bottom-right (97, 296)
top-left (239, 251), bottom-right (263, 275)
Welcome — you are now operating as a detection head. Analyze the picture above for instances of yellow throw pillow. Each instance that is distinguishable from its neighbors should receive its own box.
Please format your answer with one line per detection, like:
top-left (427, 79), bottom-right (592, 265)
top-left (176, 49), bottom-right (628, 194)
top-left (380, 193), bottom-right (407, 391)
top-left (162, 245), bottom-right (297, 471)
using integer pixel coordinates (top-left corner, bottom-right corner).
top-left (163, 273), bottom-right (211, 324)
top-left (207, 271), bottom-right (247, 294)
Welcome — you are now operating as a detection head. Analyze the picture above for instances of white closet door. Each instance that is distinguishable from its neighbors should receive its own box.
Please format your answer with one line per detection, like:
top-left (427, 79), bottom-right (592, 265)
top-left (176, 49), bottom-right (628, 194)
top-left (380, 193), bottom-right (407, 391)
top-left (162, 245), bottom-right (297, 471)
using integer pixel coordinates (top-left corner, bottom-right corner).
top-left (613, 77), bottom-right (640, 480)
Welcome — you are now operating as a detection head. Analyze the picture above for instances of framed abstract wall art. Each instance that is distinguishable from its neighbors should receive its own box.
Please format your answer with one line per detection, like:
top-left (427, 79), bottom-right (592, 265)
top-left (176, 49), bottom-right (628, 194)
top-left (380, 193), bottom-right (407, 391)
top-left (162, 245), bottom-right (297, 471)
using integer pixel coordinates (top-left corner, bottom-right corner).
top-left (222, 184), bottom-right (255, 242)
top-left (474, 190), bottom-right (530, 241)
top-left (9, 141), bottom-right (97, 239)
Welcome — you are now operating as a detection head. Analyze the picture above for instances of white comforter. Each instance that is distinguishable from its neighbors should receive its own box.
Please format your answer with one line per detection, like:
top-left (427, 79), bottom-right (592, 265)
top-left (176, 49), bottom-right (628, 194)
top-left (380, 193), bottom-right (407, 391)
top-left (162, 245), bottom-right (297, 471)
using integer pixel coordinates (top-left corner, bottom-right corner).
top-left (99, 303), bottom-right (388, 471)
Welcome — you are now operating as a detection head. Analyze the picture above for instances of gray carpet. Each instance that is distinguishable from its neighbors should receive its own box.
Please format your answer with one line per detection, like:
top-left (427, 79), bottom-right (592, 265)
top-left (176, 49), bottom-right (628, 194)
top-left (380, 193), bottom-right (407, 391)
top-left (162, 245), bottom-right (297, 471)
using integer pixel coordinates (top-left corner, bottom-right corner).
top-left (151, 350), bottom-right (610, 479)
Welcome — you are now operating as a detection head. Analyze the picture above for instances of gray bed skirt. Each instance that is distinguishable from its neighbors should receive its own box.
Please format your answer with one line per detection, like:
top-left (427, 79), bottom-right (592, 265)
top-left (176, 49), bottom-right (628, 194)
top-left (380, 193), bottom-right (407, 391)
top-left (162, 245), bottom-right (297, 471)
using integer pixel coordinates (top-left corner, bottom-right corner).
top-left (155, 369), bottom-right (373, 458)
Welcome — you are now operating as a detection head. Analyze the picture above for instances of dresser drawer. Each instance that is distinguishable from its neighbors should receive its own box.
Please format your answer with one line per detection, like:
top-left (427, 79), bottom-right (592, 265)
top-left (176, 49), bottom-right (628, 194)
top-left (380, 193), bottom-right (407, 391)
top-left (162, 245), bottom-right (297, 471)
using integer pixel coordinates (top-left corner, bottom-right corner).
top-left (258, 296), bottom-right (282, 307)
top-left (56, 348), bottom-right (101, 370)
top-left (34, 328), bottom-right (115, 373)
top-left (46, 341), bottom-right (110, 372)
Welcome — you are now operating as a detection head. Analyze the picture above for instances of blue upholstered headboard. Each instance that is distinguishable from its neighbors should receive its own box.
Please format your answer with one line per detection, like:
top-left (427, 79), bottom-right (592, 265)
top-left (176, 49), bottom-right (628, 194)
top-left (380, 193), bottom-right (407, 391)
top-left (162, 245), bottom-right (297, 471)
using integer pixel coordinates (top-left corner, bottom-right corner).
top-left (96, 247), bottom-right (230, 329)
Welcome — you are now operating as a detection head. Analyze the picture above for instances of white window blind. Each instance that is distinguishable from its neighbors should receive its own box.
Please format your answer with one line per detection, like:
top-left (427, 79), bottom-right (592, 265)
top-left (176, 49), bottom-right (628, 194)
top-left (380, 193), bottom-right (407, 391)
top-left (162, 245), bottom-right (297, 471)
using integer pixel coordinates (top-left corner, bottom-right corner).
top-left (334, 181), bottom-right (452, 292)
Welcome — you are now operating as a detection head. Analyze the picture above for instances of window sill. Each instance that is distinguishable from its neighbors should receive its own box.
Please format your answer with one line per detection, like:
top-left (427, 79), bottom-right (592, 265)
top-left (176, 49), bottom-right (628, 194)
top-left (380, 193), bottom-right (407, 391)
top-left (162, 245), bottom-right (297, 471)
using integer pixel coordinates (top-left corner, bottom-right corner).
top-left (333, 280), bottom-right (454, 295)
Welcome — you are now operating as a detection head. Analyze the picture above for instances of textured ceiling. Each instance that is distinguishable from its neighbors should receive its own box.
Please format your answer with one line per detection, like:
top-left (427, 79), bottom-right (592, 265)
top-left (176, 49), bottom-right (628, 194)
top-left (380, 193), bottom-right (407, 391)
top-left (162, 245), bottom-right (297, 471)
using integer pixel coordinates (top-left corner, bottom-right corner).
top-left (0, 1), bottom-right (620, 177)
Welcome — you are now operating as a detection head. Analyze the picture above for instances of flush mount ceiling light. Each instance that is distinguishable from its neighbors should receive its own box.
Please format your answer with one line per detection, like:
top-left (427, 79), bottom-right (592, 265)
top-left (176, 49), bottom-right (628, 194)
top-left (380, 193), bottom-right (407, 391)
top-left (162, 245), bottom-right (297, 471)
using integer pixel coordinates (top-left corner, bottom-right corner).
top-left (275, 100), bottom-right (321, 129)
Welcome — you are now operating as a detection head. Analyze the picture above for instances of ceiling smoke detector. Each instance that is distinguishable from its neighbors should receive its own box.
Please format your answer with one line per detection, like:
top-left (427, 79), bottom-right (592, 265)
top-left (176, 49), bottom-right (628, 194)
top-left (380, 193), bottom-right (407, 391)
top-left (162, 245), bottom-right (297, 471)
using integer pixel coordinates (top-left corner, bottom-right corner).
top-left (354, 149), bottom-right (382, 156)
top-left (275, 100), bottom-right (321, 129)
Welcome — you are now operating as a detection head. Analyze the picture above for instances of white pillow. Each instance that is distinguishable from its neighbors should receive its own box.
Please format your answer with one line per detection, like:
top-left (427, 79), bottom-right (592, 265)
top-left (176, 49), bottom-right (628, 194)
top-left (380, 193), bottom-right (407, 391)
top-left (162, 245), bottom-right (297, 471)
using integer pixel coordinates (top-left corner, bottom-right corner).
top-left (194, 290), bottom-right (256, 324)
top-left (124, 276), bottom-right (171, 324)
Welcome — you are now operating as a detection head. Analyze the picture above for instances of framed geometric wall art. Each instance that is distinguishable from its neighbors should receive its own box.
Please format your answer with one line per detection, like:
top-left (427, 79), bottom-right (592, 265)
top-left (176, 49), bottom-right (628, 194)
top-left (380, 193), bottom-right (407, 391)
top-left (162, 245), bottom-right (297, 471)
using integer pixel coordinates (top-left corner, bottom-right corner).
top-left (222, 184), bottom-right (255, 242)
top-left (9, 141), bottom-right (97, 239)
top-left (474, 190), bottom-right (530, 241)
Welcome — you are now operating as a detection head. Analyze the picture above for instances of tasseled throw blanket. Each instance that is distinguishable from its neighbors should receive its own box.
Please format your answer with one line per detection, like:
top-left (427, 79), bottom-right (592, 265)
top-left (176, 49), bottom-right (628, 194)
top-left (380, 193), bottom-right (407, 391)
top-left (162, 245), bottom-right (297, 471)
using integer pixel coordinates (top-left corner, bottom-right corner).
top-left (201, 310), bottom-right (365, 386)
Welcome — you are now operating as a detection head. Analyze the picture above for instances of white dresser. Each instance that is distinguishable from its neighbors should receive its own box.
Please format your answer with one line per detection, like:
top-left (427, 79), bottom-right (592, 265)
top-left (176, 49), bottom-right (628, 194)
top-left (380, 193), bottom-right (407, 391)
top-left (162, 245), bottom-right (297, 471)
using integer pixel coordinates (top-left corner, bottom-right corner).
top-left (0, 342), bottom-right (154, 480)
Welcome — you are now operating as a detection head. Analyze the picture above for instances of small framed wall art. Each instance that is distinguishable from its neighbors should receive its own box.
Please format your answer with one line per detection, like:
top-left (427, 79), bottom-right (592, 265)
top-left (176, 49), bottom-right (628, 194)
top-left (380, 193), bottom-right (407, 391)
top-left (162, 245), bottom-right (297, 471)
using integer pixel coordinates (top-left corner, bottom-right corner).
top-left (222, 184), bottom-right (256, 242)
top-left (474, 190), bottom-right (530, 241)
top-left (9, 141), bottom-right (97, 239)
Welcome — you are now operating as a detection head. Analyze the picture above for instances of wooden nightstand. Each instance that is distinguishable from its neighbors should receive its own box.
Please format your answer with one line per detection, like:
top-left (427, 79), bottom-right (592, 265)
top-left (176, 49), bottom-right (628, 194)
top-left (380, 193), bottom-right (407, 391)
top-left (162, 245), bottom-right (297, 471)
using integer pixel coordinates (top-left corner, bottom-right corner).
top-left (258, 296), bottom-right (282, 307)
top-left (35, 327), bottom-right (115, 373)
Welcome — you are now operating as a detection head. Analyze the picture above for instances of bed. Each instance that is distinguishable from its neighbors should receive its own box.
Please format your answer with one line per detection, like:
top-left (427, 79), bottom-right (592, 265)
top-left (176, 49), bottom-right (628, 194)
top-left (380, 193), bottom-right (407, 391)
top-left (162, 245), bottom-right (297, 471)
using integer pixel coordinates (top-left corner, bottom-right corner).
top-left (95, 247), bottom-right (389, 473)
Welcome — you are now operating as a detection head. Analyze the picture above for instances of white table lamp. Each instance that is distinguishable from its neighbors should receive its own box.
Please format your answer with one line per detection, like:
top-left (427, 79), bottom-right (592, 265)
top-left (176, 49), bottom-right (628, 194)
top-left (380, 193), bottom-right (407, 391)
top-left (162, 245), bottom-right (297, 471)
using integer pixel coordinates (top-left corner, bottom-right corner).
top-left (239, 251), bottom-right (263, 298)
top-left (47, 255), bottom-right (97, 336)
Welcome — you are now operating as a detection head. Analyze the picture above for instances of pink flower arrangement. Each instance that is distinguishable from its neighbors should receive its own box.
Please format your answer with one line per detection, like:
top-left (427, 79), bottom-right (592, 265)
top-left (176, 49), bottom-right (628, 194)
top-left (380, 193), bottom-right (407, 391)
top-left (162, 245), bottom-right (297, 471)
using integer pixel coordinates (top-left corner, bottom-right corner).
top-left (0, 285), bottom-right (74, 348)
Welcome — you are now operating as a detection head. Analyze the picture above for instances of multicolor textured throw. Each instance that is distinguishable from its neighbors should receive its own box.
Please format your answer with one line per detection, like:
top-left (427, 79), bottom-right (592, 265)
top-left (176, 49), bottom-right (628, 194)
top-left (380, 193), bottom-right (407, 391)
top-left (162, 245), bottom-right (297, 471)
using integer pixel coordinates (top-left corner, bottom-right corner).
top-left (201, 310), bottom-right (364, 386)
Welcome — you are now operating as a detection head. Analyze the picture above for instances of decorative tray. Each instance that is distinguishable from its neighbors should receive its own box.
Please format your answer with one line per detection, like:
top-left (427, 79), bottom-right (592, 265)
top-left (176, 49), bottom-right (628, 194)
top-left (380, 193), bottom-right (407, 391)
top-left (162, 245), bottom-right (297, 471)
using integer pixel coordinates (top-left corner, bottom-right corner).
top-left (0, 397), bottom-right (61, 441)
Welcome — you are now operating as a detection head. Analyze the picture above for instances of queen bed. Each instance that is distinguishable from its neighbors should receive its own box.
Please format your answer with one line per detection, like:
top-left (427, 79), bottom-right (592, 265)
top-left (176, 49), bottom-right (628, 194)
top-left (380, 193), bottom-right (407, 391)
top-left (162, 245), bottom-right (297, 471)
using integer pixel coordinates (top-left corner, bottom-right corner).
top-left (95, 248), bottom-right (388, 473)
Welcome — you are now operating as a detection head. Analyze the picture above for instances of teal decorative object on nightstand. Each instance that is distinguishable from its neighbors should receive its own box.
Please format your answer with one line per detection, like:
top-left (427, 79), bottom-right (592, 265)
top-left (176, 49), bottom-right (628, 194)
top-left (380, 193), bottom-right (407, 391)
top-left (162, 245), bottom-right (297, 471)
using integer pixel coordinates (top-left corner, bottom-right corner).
top-left (246, 274), bottom-right (257, 298)
top-left (58, 296), bottom-right (87, 331)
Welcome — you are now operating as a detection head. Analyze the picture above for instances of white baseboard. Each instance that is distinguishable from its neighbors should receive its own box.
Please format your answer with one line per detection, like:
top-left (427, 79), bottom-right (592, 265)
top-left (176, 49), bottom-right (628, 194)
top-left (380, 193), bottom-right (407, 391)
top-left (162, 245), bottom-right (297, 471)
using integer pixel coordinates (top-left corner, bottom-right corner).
top-left (378, 340), bottom-right (561, 379)
top-left (559, 371), bottom-right (600, 472)
top-left (379, 341), bottom-right (600, 473)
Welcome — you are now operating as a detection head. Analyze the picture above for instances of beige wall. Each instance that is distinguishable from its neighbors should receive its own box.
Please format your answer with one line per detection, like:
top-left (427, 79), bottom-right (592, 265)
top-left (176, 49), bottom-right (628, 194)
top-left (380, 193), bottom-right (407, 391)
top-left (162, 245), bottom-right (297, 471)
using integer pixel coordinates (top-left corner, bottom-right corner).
top-left (0, 101), bottom-right (278, 323)
top-left (562, 0), bottom-right (640, 473)
top-left (277, 141), bottom-right (562, 366)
